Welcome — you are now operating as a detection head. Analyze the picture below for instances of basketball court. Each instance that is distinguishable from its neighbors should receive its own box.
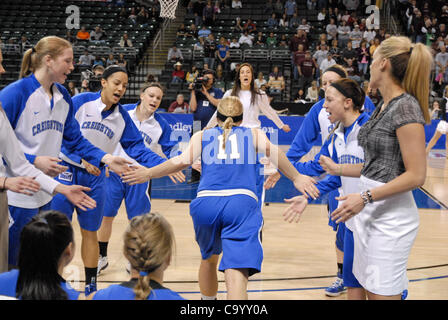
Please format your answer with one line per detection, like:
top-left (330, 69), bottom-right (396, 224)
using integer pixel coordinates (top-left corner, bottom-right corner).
top-left (64, 149), bottom-right (448, 300)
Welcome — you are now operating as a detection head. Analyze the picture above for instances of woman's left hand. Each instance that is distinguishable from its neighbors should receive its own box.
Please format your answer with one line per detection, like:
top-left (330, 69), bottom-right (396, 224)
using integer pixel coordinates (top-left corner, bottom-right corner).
top-left (282, 124), bottom-right (291, 133)
top-left (330, 193), bottom-right (365, 223)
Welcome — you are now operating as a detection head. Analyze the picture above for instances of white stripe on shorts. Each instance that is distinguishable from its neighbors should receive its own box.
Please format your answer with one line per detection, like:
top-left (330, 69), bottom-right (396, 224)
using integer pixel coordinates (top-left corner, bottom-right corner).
top-left (196, 189), bottom-right (258, 202)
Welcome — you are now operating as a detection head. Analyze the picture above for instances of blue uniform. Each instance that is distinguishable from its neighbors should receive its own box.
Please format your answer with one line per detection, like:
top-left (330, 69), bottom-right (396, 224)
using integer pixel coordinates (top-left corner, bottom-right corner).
top-left (50, 92), bottom-right (166, 231)
top-left (190, 126), bottom-right (263, 276)
top-left (104, 103), bottom-right (179, 220)
top-left (296, 112), bottom-right (370, 288)
top-left (92, 279), bottom-right (185, 300)
top-left (0, 74), bottom-right (107, 266)
top-left (0, 269), bottom-right (80, 300)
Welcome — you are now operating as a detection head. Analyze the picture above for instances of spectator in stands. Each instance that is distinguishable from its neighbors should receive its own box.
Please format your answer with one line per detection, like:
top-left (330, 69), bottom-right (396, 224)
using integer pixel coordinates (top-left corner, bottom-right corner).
top-left (167, 45), bottom-right (184, 63)
top-left (319, 53), bottom-right (337, 77)
top-left (329, 39), bottom-right (341, 64)
top-left (78, 49), bottom-right (95, 67)
top-left (198, 25), bottom-right (212, 39)
top-left (435, 44), bottom-right (448, 86)
top-left (254, 32), bottom-right (266, 46)
top-left (289, 13), bottom-right (301, 29)
top-left (307, 0), bottom-right (317, 10)
top-left (76, 26), bottom-right (91, 43)
top-left (293, 44), bottom-right (306, 81)
top-left (119, 33), bottom-right (133, 48)
top-left (233, 17), bottom-right (244, 33)
top-left (93, 56), bottom-right (106, 68)
top-left (274, 0), bottom-right (284, 16)
top-left (337, 20), bottom-right (351, 48)
top-left (231, 0), bottom-right (242, 9)
top-left (266, 32), bottom-right (277, 47)
top-left (349, 24), bottom-right (363, 49)
top-left (117, 53), bottom-right (128, 70)
top-left (146, 73), bottom-right (158, 83)
top-left (118, 7), bottom-right (128, 22)
top-left (278, 35), bottom-right (289, 48)
top-left (294, 88), bottom-right (306, 102)
top-left (313, 43), bottom-right (329, 75)
top-left (230, 38), bottom-right (240, 48)
top-left (185, 65), bottom-right (199, 84)
top-left (357, 40), bottom-right (370, 79)
top-left (279, 14), bottom-right (289, 28)
top-left (65, 30), bottom-right (76, 44)
top-left (284, 0), bottom-right (297, 20)
top-left (289, 29), bottom-right (308, 54)
top-left (363, 25), bottom-right (376, 44)
top-left (90, 26), bottom-right (106, 44)
top-left (67, 81), bottom-right (80, 97)
top-left (255, 72), bottom-right (268, 89)
top-left (136, 7), bottom-right (150, 25)
top-left (244, 18), bottom-right (257, 34)
top-left (306, 80), bottom-right (319, 102)
top-left (436, 24), bottom-right (447, 39)
top-left (344, 58), bottom-right (361, 84)
top-left (239, 30), bottom-right (254, 47)
top-left (168, 94), bottom-right (190, 113)
top-left (213, 1), bottom-right (222, 14)
top-left (267, 66), bottom-right (285, 96)
top-left (298, 50), bottom-right (317, 90)
top-left (106, 54), bottom-right (118, 67)
top-left (187, 24), bottom-right (199, 38)
top-left (177, 23), bottom-right (188, 37)
top-left (216, 37), bottom-right (230, 71)
top-left (369, 37), bottom-right (380, 57)
top-left (204, 34), bottom-right (217, 70)
top-left (267, 13), bottom-right (279, 28)
top-left (264, 0), bottom-right (274, 14)
top-left (318, 7), bottom-right (328, 24)
top-left (343, 0), bottom-right (359, 13)
top-left (298, 18), bottom-right (311, 34)
top-left (203, 0), bottom-right (215, 26)
top-left (19, 35), bottom-right (31, 53)
top-left (341, 40), bottom-right (357, 66)
top-left (171, 62), bottom-right (185, 84)
top-left (326, 18), bottom-right (338, 42)
top-left (128, 7), bottom-right (138, 24)
top-left (194, 37), bottom-right (205, 51)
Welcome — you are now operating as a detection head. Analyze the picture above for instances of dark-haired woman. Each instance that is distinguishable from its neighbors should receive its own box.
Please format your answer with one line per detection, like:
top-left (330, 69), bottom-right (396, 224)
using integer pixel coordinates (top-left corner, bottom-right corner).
top-left (0, 211), bottom-right (81, 300)
top-left (50, 65), bottom-right (167, 295)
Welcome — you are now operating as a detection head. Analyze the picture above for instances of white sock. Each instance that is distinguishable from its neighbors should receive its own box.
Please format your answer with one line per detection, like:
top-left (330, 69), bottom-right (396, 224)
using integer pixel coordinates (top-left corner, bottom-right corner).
top-left (201, 294), bottom-right (217, 300)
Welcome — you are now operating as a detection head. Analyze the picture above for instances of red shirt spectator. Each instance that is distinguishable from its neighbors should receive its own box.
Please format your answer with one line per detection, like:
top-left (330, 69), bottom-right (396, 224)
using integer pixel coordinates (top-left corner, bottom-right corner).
top-left (168, 94), bottom-right (189, 113)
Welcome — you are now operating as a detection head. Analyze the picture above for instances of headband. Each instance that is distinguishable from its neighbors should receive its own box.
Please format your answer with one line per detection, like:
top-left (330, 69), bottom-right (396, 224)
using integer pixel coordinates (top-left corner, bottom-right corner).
top-left (217, 111), bottom-right (243, 123)
top-left (102, 65), bottom-right (127, 79)
top-left (324, 66), bottom-right (347, 79)
top-left (329, 82), bottom-right (351, 100)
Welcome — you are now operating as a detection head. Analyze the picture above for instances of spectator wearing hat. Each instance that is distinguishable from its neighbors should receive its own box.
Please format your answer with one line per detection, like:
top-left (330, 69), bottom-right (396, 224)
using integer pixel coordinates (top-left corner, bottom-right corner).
top-left (171, 62), bottom-right (185, 84)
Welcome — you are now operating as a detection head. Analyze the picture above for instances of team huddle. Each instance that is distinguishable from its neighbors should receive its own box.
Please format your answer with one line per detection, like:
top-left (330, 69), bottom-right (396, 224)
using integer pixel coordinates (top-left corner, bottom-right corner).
top-left (0, 34), bottom-right (433, 300)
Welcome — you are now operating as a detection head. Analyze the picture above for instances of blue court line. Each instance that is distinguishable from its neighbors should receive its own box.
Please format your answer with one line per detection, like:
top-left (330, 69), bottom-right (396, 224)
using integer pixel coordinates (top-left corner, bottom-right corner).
top-left (177, 275), bottom-right (448, 295)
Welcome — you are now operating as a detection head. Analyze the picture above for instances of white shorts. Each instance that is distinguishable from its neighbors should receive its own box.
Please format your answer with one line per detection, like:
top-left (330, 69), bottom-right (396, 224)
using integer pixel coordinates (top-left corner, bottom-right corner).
top-left (352, 175), bottom-right (419, 296)
top-left (436, 120), bottom-right (448, 134)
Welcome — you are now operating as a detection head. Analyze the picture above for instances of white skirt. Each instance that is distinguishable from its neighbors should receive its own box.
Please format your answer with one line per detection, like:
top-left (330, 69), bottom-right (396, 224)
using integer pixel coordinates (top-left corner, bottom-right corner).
top-left (352, 175), bottom-right (419, 296)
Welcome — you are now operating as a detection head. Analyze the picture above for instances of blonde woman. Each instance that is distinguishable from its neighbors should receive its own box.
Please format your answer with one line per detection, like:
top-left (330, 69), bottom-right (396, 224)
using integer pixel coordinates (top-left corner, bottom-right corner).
top-left (327, 36), bottom-right (433, 299)
top-left (122, 96), bottom-right (319, 299)
top-left (89, 212), bottom-right (184, 300)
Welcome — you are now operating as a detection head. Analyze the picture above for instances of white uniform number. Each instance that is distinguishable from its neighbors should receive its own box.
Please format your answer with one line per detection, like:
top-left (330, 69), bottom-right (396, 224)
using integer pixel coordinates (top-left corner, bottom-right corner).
top-left (217, 134), bottom-right (241, 160)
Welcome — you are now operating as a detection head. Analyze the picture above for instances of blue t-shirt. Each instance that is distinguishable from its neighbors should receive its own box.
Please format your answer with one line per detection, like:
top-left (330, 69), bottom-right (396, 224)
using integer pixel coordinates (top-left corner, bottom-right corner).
top-left (216, 44), bottom-right (229, 59)
top-left (0, 269), bottom-right (80, 300)
top-left (92, 279), bottom-right (185, 300)
top-left (193, 87), bottom-right (224, 129)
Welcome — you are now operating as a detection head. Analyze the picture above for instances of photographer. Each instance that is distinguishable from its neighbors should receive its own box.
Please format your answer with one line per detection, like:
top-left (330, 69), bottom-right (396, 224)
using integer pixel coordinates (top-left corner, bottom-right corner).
top-left (80, 64), bottom-right (104, 93)
top-left (188, 70), bottom-right (223, 183)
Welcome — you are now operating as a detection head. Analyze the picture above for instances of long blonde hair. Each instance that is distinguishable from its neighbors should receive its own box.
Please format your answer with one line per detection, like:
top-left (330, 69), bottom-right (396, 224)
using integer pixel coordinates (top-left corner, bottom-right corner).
top-left (123, 212), bottom-right (175, 300)
top-left (20, 36), bottom-right (72, 79)
top-left (216, 96), bottom-right (243, 149)
top-left (376, 36), bottom-right (433, 123)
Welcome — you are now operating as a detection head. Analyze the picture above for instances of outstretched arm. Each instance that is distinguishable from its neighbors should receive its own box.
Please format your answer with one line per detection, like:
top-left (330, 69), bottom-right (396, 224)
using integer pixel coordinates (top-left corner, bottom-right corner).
top-left (122, 131), bottom-right (203, 185)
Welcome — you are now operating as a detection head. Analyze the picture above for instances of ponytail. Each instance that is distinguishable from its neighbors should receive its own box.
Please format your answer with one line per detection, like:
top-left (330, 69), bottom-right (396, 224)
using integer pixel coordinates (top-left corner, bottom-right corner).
top-left (221, 117), bottom-right (234, 150)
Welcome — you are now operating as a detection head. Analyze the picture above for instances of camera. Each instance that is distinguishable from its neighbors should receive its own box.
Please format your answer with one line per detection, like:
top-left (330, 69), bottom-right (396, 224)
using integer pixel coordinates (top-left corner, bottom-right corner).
top-left (192, 76), bottom-right (209, 90)
top-left (81, 68), bottom-right (103, 92)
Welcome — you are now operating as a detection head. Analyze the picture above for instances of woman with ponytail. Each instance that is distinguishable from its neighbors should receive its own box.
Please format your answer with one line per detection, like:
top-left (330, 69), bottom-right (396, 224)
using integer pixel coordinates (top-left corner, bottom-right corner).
top-left (325, 36), bottom-right (433, 299)
top-left (122, 96), bottom-right (319, 299)
top-left (89, 212), bottom-right (183, 300)
top-left (0, 210), bottom-right (80, 300)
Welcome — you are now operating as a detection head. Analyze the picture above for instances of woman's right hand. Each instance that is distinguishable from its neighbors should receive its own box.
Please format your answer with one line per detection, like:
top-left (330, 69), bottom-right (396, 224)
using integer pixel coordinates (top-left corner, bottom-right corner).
top-left (264, 171), bottom-right (281, 189)
top-left (4, 177), bottom-right (41, 195)
top-left (318, 155), bottom-right (339, 176)
top-left (292, 174), bottom-right (319, 200)
top-left (34, 156), bottom-right (69, 177)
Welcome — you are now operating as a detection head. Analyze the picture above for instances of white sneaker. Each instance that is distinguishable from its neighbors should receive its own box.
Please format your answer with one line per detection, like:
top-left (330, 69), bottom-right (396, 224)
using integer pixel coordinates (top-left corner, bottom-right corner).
top-left (97, 255), bottom-right (109, 275)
